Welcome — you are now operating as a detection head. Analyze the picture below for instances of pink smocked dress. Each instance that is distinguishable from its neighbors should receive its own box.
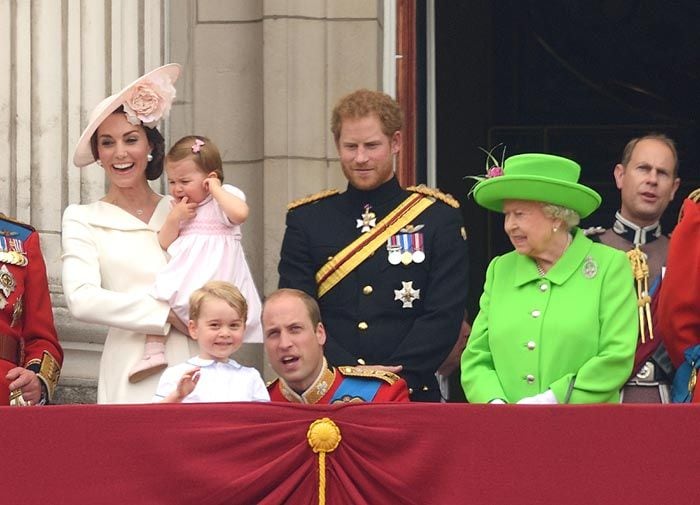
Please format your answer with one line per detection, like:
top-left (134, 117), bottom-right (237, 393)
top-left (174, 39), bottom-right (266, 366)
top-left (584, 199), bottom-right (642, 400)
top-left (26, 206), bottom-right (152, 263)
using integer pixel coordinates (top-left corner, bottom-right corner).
top-left (152, 184), bottom-right (262, 343)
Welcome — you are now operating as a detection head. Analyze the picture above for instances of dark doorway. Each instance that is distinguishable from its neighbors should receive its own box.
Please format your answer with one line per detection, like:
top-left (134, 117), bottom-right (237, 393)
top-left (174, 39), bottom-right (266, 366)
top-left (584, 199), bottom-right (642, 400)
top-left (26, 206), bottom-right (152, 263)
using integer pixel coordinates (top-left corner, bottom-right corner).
top-left (431, 0), bottom-right (699, 323)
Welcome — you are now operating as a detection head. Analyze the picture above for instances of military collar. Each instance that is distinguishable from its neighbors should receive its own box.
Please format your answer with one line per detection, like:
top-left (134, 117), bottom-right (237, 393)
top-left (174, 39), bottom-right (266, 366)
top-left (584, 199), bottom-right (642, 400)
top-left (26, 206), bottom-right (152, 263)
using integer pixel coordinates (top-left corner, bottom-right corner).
top-left (345, 176), bottom-right (402, 207)
top-left (612, 211), bottom-right (661, 245)
top-left (513, 228), bottom-right (593, 287)
top-left (278, 358), bottom-right (336, 404)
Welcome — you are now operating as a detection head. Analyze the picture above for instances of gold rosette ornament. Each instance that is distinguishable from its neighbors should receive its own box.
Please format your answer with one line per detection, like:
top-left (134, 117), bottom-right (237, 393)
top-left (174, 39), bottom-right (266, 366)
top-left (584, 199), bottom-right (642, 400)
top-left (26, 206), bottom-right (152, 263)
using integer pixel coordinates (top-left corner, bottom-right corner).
top-left (307, 418), bottom-right (342, 505)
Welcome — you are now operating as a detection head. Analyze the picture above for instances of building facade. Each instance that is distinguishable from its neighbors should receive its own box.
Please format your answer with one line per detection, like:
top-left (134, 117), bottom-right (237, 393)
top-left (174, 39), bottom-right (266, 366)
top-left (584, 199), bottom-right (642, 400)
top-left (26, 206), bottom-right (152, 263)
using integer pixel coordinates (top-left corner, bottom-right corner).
top-left (0, 0), bottom-right (393, 400)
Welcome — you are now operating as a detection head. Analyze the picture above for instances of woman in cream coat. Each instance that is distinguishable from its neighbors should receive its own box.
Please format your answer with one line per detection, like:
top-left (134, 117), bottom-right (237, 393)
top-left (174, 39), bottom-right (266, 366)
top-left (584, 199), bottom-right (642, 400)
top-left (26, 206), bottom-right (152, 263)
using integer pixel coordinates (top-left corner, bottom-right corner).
top-left (461, 153), bottom-right (638, 404)
top-left (62, 64), bottom-right (198, 403)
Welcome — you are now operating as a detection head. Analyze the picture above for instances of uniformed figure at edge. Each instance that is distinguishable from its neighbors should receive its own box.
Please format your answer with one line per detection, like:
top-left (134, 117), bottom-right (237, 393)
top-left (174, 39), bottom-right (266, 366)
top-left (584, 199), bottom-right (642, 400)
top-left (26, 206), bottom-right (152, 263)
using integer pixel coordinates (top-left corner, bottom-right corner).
top-left (264, 289), bottom-right (409, 404)
top-left (277, 89), bottom-right (469, 402)
top-left (0, 214), bottom-right (63, 405)
top-left (585, 134), bottom-right (680, 403)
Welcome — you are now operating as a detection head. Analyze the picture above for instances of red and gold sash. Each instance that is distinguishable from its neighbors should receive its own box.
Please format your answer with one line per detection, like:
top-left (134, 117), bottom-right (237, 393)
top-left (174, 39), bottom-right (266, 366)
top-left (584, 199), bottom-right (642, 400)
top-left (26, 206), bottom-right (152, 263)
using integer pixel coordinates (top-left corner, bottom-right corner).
top-left (315, 193), bottom-right (434, 297)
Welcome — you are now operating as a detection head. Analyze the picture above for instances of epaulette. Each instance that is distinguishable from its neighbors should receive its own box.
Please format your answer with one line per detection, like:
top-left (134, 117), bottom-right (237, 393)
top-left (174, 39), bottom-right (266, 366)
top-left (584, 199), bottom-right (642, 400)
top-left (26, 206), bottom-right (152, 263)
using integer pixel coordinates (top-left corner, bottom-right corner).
top-left (582, 226), bottom-right (606, 237)
top-left (406, 184), bottom-right (459, 208)
top-left (337, 366), bottom-right (401, 385)
top-left (677, 189), bottom-right (700, 223)
top-left (286, 189), bottom-right (340, 210)
top-left (0, 213), bottom-right (34, 232)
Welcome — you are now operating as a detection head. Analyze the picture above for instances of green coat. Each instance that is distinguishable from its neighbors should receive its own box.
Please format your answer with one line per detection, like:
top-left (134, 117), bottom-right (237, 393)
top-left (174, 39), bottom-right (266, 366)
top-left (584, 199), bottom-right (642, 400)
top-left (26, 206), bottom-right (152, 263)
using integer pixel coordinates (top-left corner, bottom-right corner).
top-left (461, 228), bottom-right (638, 404)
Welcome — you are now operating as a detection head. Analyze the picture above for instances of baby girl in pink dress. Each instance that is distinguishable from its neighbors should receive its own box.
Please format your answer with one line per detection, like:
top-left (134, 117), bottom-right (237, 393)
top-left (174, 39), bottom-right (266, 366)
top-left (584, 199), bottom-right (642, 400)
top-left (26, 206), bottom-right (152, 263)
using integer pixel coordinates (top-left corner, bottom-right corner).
top-left (129, 135), bottom-right (262, 382)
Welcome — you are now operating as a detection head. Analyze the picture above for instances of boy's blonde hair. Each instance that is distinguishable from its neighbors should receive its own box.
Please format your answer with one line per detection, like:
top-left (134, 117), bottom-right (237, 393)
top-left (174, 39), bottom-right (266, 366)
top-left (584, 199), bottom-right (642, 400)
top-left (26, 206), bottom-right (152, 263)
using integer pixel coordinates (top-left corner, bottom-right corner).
top-left (166, 135), bottom-right (224, 181)
top-left (189, 281), bottom-right (248, 322)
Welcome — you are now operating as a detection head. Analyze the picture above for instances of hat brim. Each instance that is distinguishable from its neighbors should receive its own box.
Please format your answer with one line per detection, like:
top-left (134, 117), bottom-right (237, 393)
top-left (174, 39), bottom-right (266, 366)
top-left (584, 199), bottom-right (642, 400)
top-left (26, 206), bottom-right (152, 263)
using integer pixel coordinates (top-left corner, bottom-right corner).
top-left (73, 63), bottom-right (181, 168)
top-left (472, 175), bottom-right (602, 218)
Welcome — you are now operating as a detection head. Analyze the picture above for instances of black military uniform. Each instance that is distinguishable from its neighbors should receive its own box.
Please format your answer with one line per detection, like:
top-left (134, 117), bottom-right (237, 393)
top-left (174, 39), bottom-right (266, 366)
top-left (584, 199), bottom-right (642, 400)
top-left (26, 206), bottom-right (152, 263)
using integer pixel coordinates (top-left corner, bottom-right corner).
top-left (586, 211), bottom-right (672, 402)
top-left (278, 177), bottom-right (469, 401)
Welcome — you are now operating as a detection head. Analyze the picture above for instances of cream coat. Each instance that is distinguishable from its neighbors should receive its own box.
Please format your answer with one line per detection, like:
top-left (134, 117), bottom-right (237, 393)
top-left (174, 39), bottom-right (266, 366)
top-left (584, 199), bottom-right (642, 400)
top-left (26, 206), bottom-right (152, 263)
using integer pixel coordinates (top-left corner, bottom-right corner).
top-left (62, 198), bottom-right (198, 403)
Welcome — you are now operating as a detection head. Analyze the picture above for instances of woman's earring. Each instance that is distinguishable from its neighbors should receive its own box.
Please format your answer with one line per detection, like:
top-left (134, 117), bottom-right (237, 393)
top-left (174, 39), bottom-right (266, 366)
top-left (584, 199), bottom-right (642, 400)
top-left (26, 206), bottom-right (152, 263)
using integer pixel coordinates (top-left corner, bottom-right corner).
top-left (147, 153), bottom-right (154, 162)
top-left (553, 227), bottom-right (558, 233)
top-left (96, 160), bottom-right (103, 167)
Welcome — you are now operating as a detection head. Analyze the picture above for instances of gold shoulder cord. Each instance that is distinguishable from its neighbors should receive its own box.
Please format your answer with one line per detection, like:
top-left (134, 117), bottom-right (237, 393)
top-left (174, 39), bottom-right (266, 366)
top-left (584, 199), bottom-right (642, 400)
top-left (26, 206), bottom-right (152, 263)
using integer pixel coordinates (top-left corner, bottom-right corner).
top-left (626, 246), bottom-right (653, 343)
top-left (406, 184), bottom-right (460, 208)
top-left (287, 189), bottom-right (340, 211)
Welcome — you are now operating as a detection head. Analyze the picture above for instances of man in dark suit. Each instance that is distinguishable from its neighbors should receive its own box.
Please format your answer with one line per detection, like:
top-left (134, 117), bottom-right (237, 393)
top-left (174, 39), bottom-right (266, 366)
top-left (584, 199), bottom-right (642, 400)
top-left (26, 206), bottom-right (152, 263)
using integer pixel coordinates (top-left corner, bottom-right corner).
top-left (277, 89), bottom-right (469, 401)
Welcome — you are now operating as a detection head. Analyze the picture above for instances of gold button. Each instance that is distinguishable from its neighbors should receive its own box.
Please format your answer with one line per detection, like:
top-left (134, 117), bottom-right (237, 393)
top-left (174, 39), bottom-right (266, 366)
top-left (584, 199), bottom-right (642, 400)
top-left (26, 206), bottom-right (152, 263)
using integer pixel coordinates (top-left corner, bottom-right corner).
top-left (409, 388), bottom-right (414, 394)
top-left (527, 341), bottom-right (536, 350)
top-left (362, 285), bottom-right (373, 295)
top-left (327, 256), bottom-right (333, 261)
top-left (357, 358), bottom-right (366, 365)
top-left (358, 321), bottom-right (368, 330)
top-left (422, 386), bottom-right (429, 391)
top-left (531, 310), bottom-right (541, 318)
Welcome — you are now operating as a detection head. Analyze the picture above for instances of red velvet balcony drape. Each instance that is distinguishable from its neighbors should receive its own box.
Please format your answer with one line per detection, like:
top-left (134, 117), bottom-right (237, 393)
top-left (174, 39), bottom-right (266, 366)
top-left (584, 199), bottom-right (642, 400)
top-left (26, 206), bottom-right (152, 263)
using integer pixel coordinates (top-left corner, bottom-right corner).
top-left (3, 402), bottom-right (696, 504)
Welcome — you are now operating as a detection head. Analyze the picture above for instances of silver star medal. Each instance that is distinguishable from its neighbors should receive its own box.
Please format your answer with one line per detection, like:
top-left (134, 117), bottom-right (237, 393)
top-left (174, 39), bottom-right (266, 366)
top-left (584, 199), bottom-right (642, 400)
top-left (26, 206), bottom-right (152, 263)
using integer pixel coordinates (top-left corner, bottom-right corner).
top-left (0, 264), bottom-right (16, 310)
top-left (356, 205), bottom-right (376, 233)
top-left (394, 281), bottom-right (420, 308)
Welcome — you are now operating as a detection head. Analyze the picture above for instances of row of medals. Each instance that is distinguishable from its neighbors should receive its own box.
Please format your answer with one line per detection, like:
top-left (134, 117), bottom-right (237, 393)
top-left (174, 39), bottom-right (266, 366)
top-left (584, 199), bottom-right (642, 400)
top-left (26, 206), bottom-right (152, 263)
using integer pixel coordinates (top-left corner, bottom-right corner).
top-left (387, 236), bottom-right (425, 265)
top-left (356, 205), bottom-right (425, 265)
top-left (0, 237), bottom-right (26, 310)
top-left (0, 236), bottom-right (28, 266)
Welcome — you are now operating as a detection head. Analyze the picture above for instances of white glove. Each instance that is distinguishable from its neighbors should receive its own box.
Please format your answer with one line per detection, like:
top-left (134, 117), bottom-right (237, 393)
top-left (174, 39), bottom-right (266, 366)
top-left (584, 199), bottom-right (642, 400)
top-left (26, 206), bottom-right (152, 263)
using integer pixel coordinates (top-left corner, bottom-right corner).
top-left (516, 389), bottom-right (558, 405)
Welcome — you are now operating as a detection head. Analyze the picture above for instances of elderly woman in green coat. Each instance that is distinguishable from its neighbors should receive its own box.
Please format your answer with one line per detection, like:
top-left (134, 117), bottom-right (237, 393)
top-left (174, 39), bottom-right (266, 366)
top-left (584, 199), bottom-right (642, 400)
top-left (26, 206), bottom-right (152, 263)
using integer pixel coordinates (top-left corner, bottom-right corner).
top-left (461, 153), bottom-right (638, 404)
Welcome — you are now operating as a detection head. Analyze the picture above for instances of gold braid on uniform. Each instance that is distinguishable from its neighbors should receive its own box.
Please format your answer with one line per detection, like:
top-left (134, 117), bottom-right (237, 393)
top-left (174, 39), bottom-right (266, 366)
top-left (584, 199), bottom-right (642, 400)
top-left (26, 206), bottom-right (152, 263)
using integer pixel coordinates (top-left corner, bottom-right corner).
top-left (287, 189), bottom-right (340, 210)
top-left (406, 185), bottom-right (460, 208)
top-left (337, 365), bottom-right (401, 384)
top-left (626, 246), bottom-right (653, 343)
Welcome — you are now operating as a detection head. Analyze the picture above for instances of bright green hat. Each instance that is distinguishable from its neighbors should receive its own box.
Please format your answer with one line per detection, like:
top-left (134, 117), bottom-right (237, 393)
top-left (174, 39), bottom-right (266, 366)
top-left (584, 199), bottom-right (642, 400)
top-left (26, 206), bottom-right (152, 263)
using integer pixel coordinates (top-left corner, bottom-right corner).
top-left (472, 153), bottom-right (601, 218)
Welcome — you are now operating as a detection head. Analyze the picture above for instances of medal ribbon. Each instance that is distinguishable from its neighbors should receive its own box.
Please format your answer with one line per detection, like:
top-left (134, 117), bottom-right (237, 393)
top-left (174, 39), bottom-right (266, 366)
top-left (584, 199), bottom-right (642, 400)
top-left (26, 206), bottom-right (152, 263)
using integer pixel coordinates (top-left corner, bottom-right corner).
top-left (316, 193), bottom-right (435, 298)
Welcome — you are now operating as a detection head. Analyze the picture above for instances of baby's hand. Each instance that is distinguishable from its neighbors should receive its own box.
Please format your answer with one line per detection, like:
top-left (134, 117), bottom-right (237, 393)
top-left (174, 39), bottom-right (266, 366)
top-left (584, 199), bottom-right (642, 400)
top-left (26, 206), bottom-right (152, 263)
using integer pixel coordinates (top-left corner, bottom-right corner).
top-left (171, 196), bottom-right (197, 221)
top-left (175, 367), bottom-right (201, 400)
top-left (203, 172), bottom-right (222, 193)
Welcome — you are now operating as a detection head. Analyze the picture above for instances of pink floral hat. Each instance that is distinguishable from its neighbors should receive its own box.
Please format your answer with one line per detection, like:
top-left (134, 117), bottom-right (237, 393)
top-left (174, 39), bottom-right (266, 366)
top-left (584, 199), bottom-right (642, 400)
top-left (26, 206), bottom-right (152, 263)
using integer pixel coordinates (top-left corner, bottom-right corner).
top-left (73, 63), bottom-right (181, 168)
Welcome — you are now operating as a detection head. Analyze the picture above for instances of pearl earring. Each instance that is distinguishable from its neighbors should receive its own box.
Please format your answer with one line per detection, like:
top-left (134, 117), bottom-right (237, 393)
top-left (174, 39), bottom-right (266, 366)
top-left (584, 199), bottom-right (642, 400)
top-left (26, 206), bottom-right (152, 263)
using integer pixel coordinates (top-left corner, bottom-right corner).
top-left (553, 227), bottom-right (558, 233)
top-left (96, 160), bottom-right (103, 167)
top-left (147, 153), bottom-right (153, 162)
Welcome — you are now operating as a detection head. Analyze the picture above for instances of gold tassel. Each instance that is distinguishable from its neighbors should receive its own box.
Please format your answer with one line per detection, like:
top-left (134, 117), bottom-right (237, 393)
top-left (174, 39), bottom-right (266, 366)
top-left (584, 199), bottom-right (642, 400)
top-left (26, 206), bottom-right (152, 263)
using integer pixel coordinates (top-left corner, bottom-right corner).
top-left (626, 246), bottom-right (653, 343)
top-left (307, 418), bottom-right (341, 505)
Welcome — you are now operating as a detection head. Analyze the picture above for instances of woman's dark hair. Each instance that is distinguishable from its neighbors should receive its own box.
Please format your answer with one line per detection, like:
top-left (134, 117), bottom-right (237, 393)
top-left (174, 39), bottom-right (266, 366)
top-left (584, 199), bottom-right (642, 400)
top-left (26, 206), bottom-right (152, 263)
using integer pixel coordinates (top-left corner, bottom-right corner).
top-left (89, 106), bottom-right (166, 181)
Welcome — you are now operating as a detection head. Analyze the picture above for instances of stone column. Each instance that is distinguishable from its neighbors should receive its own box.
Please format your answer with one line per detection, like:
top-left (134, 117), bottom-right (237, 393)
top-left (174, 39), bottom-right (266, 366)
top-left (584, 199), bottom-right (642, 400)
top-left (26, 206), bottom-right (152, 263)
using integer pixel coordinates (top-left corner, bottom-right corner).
top-left (0, 0), bottom-right (167, 401)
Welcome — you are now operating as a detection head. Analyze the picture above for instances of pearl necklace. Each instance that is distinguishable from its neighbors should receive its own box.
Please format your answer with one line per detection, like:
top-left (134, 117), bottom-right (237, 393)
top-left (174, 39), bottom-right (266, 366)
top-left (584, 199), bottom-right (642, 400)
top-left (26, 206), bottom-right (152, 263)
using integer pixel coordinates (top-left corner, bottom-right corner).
top-left (536, 233), bottom-right (573, 276)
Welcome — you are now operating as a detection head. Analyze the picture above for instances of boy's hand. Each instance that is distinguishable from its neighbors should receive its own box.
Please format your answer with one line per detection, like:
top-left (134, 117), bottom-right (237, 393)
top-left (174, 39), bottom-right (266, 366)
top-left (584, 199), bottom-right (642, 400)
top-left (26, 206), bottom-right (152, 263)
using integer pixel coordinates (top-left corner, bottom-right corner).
top-left (175, 367), bottom-right (201, 401)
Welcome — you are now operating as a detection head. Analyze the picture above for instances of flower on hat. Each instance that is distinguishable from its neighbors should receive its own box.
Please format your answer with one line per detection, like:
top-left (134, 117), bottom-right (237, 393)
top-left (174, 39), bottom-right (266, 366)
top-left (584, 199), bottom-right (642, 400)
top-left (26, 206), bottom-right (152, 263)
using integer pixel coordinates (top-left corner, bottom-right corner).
top-left (465, 144), bottom-right (506, 197)
top-left (123, 73), bottom-right (176, 128)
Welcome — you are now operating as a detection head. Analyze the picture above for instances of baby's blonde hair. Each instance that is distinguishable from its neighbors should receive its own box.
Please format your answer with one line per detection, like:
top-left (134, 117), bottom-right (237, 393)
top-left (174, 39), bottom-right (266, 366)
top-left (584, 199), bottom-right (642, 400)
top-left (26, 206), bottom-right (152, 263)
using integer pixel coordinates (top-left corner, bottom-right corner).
top-left (166, 135), bottom-right (224, 181)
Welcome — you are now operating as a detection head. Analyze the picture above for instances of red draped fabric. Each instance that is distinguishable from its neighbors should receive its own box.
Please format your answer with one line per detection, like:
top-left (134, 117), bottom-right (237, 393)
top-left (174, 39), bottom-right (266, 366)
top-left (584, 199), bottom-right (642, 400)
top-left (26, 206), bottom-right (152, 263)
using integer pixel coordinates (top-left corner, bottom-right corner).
top-left (3, 402), bottom-right (696, 504)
